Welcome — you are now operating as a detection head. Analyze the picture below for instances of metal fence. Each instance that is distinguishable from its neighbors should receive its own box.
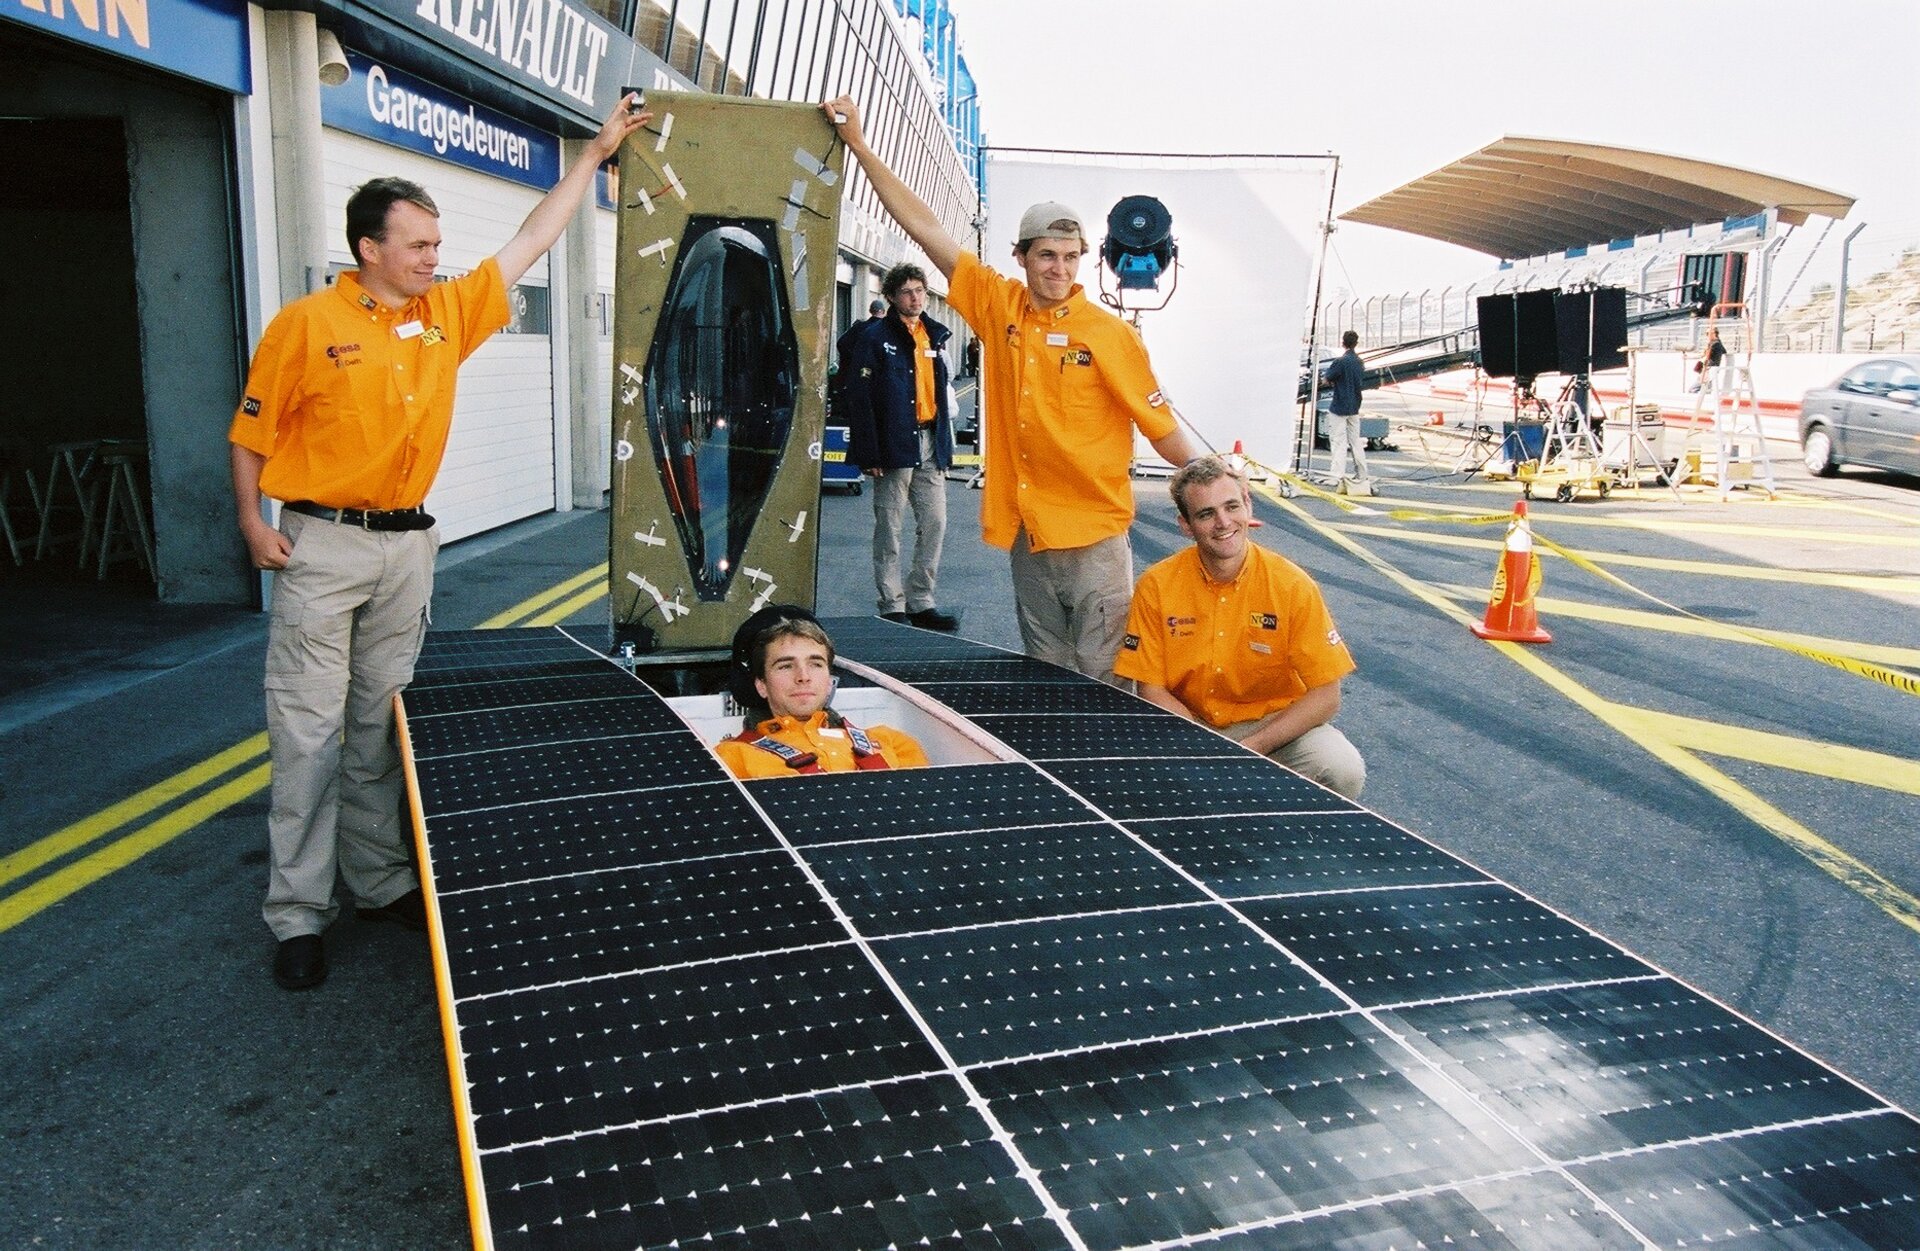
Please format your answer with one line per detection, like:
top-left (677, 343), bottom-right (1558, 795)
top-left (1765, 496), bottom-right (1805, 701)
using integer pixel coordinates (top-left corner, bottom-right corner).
top-left (1321, 225), bottom-right (1920, 357)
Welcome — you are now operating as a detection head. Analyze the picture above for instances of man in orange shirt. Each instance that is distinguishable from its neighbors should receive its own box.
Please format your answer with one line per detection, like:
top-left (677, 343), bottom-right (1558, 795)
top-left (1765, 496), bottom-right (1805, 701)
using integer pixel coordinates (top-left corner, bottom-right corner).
top-left (822, 96), bottom-right (1199, 677)
top-left (1113, 455), bottom-right (1366, 800)
top-left (715, 618), bottom-right (928, 779)
top-left (230, 96), bottom-right (651, 991)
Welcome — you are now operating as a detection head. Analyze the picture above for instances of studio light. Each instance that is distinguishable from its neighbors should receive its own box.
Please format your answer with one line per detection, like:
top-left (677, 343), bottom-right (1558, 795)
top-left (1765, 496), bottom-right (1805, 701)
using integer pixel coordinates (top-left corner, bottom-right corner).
top-left (1101, 195), bottom-right (1176, 291)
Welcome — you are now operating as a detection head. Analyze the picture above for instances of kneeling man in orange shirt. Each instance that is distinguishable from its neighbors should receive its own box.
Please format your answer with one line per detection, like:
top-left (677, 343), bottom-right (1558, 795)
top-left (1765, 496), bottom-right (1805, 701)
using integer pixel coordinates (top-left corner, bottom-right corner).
top-left (1113, 455), bottom-right (1366, 800)
top-left (716, 618), bottom-right (929, 779)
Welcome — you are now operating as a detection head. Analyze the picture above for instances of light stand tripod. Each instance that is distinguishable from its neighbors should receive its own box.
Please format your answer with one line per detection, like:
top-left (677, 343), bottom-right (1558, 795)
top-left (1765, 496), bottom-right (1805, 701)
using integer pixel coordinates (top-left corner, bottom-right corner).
top-left (1617, 345), bottom-right (1679, 498)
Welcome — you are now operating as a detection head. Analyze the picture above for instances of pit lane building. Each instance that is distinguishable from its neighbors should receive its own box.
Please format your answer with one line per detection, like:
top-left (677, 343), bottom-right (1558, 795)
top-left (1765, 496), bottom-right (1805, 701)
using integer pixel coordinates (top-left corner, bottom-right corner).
top-left (0, 0), bottom-right (981, 604)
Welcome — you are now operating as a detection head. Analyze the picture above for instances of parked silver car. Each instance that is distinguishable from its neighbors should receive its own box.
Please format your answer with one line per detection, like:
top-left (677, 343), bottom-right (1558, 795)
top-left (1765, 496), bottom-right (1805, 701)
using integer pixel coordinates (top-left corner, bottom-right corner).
top-left (1798, 355), bottom-right (1920, 478)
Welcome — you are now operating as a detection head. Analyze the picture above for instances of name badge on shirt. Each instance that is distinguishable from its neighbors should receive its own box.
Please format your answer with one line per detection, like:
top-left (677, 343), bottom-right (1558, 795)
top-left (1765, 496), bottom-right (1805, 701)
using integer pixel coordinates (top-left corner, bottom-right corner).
top-left (1046, 332), bottom-right (1069, 347)
top-left (395, 320), bottom-right (424, 340)
top-left (1248, 640), bottom-right (1273, 655)
top-left (818, 727), bottom-right (845, 739)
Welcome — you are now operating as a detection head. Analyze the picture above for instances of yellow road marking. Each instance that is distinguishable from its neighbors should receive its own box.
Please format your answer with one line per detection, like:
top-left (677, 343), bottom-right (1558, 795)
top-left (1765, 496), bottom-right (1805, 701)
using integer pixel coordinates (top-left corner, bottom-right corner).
top-left (1337, 522), bottom-right (1920, 595)
top-left (0, 764), bottom-right (272, 933)
top-left (477, 562), bottom-right (607, 628)
top-left (1434, 583), bottom-right (1920, 670)
top-left (1256, 482), bottom-right (1920, 936)
top-left (0, 733), bottom-right (267, 891)
top-left (1609, 707), bottom-right (1920, 796)
top-left (1392, 497), bottom-right (1920, 548)
top-left (525, 581), bottom-right (609, 627)
top-left (0, 556), bottom-right (613, 931)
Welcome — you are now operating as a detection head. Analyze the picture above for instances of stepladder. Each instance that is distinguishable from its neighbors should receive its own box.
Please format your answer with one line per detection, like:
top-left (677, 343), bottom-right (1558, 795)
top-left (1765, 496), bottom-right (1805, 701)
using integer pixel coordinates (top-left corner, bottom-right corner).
top-left (1689, 363), bottom-right (1776, 500)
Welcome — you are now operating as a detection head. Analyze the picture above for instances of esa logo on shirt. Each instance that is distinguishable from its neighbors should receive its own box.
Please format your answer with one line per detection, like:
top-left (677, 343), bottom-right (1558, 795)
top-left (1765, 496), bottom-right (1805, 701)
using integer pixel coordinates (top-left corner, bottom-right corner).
top-left (1164, 614), bottom-right (1196, 638)
top-left (325, 343), bottom-right (363, 368)
top-left (1248, 612), bottom-right (1278, 630)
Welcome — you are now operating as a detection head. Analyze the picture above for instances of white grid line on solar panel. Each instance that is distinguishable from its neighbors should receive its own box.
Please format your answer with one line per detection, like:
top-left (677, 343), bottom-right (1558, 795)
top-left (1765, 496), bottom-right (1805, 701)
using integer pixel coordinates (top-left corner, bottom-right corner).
top-left (936, 979), bottom-right (1634, 1084)
top-left (427, 774), bottom-right (719, 819)
top-left (411, 726), bottom-right (687, 763)
top-left (434, 843), bottom-right (783, 898)
top-left (1106, 819), bottom-right (1490, 893)
top-left (402, 663), bottom-right (625, 694)
top-left (790, 816), bottom-right (1111, 852)
top-left (999, 757), bottom-right (1648, 1229)
top-left (822, 881), bottom-right (1507, 952)
top-left (1558, 1106), bottom-right (1908, 1172)
top-left (1362, 971), bottom-right (1673, 1018)
top-left (715, 745), bottom-right (1091, 1244)
top-left (1125, 1160), bottom-right (1626, 1251)
top-left (1241, 888), bottom-right (1657, 1008)
top-left (449, 933), bottom-right (861, 1005)
top-left (403, 690), bottom-right (646, 722)
top-left (473, 1067), bottom-right (961, 1156)
top-left (990, 750), bottom-right (1258, 764)
top-left (1156, 876), bottom-right (1493, 907)
top-left (854, 893), bottom-right (1250, 945)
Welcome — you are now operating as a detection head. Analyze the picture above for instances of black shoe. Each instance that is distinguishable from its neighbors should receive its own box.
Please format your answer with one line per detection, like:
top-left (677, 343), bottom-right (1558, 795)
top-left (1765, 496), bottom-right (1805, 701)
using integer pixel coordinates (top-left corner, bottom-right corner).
top-left (879, 611), bottom-right (911, 623)
top-left (358, 887), bottom-right (427, 932)
top-left (273, 934), bottom-right (327, 990)
top-left (907, 608), bottom-right (960, 632)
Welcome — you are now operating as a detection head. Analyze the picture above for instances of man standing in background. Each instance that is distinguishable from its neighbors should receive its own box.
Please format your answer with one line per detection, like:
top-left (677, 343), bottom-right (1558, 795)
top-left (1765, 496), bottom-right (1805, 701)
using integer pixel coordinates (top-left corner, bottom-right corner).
top-left (841, 263), bottom-right (959, 631)
top-left (1322, 329), bottom-right (1373, 495)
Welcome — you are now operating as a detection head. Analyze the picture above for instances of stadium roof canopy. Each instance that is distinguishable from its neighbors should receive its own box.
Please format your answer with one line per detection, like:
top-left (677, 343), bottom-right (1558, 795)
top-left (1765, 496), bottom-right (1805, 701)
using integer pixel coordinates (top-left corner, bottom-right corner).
top-left (1339, 136), bottom-right (1855, 260)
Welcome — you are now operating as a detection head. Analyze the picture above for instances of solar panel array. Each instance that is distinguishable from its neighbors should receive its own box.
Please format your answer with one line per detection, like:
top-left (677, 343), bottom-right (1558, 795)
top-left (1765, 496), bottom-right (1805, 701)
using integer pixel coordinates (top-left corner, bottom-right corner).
top-left (401, 623), bottom-right (1920, 1250)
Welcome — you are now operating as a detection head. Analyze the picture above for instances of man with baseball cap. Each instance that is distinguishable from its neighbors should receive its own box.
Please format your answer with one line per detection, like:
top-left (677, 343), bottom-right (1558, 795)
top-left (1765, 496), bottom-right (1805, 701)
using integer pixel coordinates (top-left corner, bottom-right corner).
top-left (822, 96), bottom-right (1199, 678)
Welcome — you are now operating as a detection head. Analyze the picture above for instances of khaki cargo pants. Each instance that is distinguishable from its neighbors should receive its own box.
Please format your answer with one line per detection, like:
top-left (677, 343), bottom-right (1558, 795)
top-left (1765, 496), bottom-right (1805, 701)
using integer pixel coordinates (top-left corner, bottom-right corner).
top-left (261, 510), bottom-right (436, 940)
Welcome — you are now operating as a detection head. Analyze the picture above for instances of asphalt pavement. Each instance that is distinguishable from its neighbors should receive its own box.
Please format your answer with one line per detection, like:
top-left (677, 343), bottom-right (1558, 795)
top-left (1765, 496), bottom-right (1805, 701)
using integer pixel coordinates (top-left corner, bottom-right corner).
top-left (2, 433), bottom-right (1916, 1249)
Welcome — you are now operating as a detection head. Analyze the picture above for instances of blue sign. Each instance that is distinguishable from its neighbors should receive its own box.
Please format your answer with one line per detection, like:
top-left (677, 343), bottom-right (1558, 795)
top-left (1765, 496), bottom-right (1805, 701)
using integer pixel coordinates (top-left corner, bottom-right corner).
top-left (1, 0), bottom-right (247, 92)
top-left (323, 50), bottom-right (560, 190)
top-left (355, 0), bottom-right (685, 122)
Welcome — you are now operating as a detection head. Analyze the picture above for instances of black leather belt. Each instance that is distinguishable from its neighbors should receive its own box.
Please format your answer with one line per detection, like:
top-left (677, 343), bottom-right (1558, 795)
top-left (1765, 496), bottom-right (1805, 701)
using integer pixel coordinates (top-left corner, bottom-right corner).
top-left (283, 500), bottom-right (435, 532)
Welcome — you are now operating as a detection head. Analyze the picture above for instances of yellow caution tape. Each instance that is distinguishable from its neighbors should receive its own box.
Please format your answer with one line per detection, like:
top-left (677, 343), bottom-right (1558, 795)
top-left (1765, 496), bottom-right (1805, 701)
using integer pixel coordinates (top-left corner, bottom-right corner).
top-left (1245, 454), bottom-right (1920, 702)
top-left (1526, 527), bottom-right (1920, 700)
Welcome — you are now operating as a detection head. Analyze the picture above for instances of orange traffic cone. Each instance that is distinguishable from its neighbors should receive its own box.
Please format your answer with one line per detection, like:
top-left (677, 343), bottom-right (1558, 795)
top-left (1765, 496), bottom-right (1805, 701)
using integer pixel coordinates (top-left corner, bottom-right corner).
top-left (1471, 500), bottom-right (1552, 643)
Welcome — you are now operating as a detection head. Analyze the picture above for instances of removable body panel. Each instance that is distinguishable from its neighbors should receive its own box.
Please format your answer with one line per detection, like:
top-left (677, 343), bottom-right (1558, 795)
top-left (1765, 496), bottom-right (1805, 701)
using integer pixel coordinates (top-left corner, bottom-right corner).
top-left (607, 93), bottom-right (845, 651)
top-left (400, 623), bottom-right (1920, 1250)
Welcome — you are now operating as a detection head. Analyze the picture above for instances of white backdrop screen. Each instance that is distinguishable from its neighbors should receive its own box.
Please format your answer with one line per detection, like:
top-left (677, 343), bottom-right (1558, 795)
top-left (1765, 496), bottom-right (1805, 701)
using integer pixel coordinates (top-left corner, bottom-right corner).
top-left (983, 152), bottom-right (1331, 472)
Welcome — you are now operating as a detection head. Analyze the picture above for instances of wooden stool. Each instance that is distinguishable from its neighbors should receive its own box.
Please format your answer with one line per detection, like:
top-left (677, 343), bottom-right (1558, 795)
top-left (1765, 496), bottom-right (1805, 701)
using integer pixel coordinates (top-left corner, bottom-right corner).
top-left (90, 441), bottom-right (155, 580)
top-left (0, 438), bottom-right (47, 566)
top-left (34, 440), bottom-right (103, 565)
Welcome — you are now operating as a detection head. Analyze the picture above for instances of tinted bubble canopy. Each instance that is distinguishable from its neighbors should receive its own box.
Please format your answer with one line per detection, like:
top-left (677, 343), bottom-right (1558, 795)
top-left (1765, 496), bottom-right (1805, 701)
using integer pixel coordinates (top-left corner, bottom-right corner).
top-left (645, 217), bottom-right (799, 600)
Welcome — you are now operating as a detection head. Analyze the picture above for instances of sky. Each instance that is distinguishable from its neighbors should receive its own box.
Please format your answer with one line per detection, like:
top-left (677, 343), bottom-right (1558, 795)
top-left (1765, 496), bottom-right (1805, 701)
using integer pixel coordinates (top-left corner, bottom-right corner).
top-left (946, 0), bottom-right (1920, 302)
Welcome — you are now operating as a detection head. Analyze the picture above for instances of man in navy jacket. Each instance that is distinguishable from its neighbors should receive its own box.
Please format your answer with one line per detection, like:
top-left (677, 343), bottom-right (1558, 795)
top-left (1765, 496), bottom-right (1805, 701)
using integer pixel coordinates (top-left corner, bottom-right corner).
top-left (841, 263), bottom-right (959, 630)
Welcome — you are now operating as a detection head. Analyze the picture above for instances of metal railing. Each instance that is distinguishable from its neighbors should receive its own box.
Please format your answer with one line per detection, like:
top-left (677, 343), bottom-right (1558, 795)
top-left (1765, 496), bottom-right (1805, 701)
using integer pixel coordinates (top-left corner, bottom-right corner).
top-left (1320, 228), bottom-right (1920, 358)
